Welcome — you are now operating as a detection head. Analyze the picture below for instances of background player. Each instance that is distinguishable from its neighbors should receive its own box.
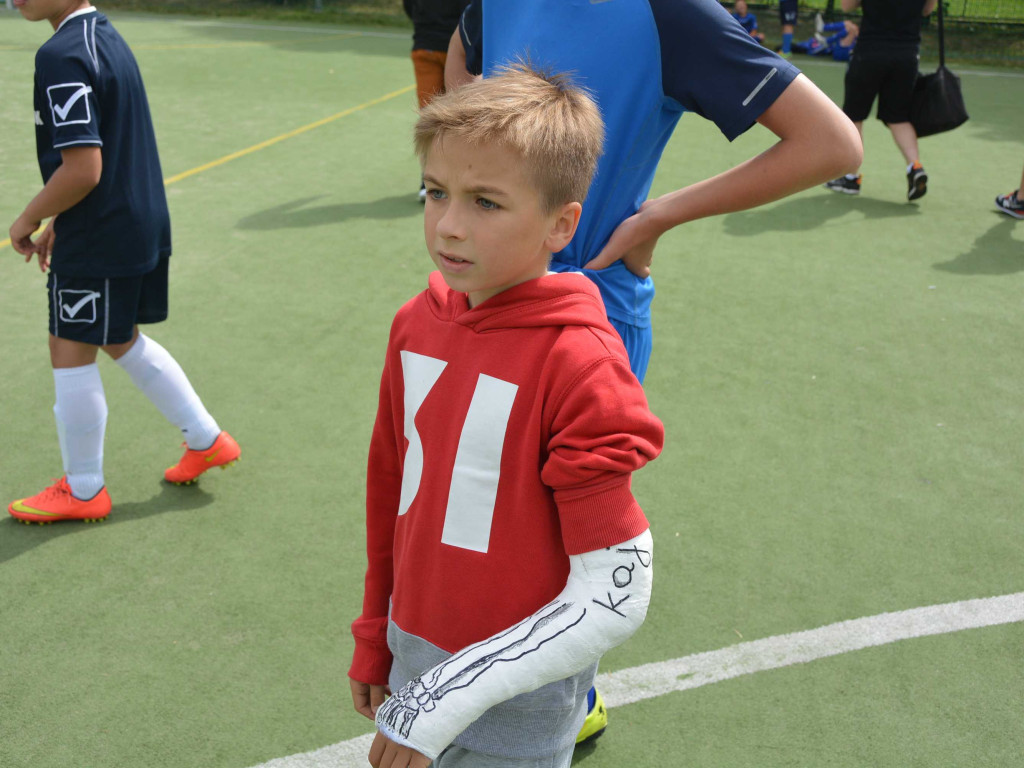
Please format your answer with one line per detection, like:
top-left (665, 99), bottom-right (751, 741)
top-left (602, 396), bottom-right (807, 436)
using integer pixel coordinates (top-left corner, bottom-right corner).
top-left (824, 0), bottom-right (938, 200)
top-left (732, 0), bottom-right (765, 45)
top-left (348, 65), bottom-right (664, 768)
top-left (779, 0), bottom-right (800, 57)
top-left (8, 0), bottom-right (239, 524)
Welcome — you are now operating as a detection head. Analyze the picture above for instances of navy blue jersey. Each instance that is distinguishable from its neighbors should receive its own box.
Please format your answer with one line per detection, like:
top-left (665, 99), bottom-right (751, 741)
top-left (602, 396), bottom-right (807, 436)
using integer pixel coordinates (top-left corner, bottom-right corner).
top-left (459, 0), bottom-right (798, 328)
top-left (34, 8), bottom-right (171, 278)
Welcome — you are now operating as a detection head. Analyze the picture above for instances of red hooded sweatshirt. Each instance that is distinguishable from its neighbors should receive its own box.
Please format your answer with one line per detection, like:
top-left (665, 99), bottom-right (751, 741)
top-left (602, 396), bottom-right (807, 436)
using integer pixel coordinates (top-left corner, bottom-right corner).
top-left (350, 271), bottom-right (664, 685)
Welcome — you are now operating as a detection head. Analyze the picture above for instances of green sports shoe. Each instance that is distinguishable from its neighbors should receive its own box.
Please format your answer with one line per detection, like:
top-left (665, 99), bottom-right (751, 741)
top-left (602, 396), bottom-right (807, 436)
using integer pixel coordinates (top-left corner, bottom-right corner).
top-left (575, 687), bottom-right (608, 746)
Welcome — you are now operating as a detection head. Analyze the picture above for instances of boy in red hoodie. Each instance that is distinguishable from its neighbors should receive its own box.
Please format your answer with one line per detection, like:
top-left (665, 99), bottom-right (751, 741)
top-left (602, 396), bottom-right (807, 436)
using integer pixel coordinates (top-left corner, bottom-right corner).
top-left (348, 64), bottom-right (665, 768)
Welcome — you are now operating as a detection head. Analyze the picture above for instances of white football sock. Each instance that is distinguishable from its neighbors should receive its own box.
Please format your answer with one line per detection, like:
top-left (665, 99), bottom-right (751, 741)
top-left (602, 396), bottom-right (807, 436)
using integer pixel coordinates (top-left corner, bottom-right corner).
top-left (53, 364), bottom-right (107, 500)
top-left (115, 333), bottom-right (221, 450)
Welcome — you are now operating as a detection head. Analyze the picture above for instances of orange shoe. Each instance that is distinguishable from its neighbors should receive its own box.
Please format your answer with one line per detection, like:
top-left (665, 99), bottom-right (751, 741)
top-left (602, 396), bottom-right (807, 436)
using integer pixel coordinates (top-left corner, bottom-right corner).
top-left (164, 431), bottom-right (240, 485)
top-left (9, 477), bottom-right (112, 524)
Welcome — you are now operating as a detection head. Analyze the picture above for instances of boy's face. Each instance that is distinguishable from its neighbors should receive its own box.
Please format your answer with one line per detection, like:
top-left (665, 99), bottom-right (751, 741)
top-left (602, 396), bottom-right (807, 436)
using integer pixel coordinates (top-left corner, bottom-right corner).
top-left (14, 0), bottom-right (89, 28)
top-left (735, 1), bottom-right (748, 14)
top-left (422, 136), bottom-right (580, 308)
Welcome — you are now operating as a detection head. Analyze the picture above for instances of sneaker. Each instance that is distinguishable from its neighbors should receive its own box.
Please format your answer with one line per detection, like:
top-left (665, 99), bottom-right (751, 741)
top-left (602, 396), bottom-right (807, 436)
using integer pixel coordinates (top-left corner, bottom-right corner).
top-left (575, 687), bottom-right (608, 746)
top-left (907, 162), bottom-right (928, 201)
top-left (9, 476), bottom-right (111, 524)
top-left (418, 182), bottom-right (427, 204)
top-left (995, 190), bottom-right (1024, 219)
top-left (164, 431), bottom-right (241, 485)
top-left (824, 174), bottom-right (862, 195)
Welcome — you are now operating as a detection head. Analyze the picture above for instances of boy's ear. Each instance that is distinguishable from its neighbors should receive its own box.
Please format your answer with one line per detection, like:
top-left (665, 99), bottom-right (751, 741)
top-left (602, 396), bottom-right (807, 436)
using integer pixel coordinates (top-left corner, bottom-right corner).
top-left (545, 201), bottom-right (583, 255)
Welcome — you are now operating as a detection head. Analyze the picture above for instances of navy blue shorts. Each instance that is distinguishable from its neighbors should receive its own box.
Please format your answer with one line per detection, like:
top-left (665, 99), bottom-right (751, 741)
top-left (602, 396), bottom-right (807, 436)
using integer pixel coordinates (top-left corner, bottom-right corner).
top-left (779, 0), bottom-right (798, 26)
top-left (47, 258), bottom-right (169, 346)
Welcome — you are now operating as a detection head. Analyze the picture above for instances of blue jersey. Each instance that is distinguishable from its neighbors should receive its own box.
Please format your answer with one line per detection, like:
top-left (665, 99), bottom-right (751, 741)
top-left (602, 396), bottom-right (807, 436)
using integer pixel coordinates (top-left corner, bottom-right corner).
top-left (460, 0), bottom-right (798, 328)
top-left (33, 8), bottom-right (170, 278)
top-left (733, 11), bottom-right (759, 35)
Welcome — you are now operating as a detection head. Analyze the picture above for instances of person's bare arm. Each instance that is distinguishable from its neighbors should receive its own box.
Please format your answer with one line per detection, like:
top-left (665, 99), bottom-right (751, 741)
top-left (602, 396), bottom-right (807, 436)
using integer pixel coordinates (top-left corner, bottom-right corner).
top-left (584, 74), bottom-right (863, 277)
top-left (922, 0), bottom-right (938, 15)
top-left (841, 0), bottom-right (860, 12)
top-left (444, 27), bottom-right (475, 91)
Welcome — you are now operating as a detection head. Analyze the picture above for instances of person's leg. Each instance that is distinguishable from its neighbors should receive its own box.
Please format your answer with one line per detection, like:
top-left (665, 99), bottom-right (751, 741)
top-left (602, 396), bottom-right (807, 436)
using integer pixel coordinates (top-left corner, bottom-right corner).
top-left (779, 0), bottom-right (798, 55)
top-left (109, 258), bottom-right (238, 483)
top-left (994, 162), bottom-right (1024, 218)
top-left (433, 741), bottom-right (575, 768)
top-left (50, 336), bottom-right (107, 502)
top-left (887, 121), bottom-right (920, 167)
top-left (8, 272), bottom-right (114, 522)
top-left (108, 329), bottom-right (222, 451)
top-left (411, 48), bottom-right (448, 110)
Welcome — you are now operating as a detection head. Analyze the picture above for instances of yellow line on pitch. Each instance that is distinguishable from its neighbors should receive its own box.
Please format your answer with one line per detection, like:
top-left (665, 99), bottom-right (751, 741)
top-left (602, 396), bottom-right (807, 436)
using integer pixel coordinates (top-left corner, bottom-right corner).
top-left (136, 33), bottom-right (360, 51)
top-left (1, 84), bottom-right (414, 251)
top-left (163, 83), bottom-right (415, 186)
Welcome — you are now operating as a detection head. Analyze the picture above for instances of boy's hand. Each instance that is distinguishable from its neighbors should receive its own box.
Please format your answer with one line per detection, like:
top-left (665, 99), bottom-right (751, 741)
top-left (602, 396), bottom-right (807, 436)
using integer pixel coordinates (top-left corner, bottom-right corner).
top-left (9, 214), bottom-right (46, 269)
top-left (349, 678), bottom-right (390, 720)
top-left (33, 219), bottom-right (56, 272)
top-left (368, 731), bottom-right (431, 768)
top-left (584, 199), bottom-right (662, 279)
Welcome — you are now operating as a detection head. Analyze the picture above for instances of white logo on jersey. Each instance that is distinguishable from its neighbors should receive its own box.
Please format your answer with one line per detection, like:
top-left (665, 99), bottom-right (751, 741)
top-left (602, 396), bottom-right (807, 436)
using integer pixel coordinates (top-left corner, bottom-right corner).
top-left (47, 82), bottom-right (93, 126)
top-left (58, 289), bottom-right (101, 323)
top-left (35, 110), bottom-right (43, 126)
top-left (397, 350), bottom-right (519, 553)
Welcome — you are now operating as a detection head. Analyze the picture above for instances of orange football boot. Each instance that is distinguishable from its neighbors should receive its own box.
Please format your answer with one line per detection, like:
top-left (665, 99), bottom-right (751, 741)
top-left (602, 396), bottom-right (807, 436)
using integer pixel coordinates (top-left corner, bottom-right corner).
top-left (164, 431), bottom-right (240, 485)
top-left (9, 476), bottom-right (111, 524)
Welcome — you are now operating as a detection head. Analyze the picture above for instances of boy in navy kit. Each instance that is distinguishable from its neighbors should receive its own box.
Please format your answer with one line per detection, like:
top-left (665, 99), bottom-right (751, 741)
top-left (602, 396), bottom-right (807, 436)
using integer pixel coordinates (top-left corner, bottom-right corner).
top-left (8, 0), bottom-right (239, 523)
top-left (448, 0), bottom-right (861, 384)
top-left (349, 65), bottom-right (664, 768)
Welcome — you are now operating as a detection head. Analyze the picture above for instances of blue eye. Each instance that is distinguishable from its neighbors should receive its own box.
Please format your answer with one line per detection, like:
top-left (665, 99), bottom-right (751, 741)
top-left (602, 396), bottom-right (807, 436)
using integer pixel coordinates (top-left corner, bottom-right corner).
top-left (477, 197), bottom-right (499, 210)
top-left (427, 188), bottom-right (446, 201)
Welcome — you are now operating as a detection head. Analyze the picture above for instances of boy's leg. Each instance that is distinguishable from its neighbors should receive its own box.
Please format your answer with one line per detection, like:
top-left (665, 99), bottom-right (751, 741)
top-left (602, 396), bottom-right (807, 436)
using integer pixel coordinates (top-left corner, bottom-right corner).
top-left (112, 331), bottom-right (239, 484)
top-left (779, 0), bottom-right (798, 55)
top-left (110, 330), bottom-right (221, 451)
top-left (50, 337), bottom-right (108, 502)
top-left (108, 258), bottom-right (238, 483)
top-left (8, 277), bottom-right (113, 522)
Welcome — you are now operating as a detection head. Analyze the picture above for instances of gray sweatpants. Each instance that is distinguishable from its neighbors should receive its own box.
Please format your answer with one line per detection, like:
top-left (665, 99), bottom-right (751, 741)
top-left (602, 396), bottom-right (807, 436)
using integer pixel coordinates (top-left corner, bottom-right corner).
top-left (433, 742), bottom-right (574, 768)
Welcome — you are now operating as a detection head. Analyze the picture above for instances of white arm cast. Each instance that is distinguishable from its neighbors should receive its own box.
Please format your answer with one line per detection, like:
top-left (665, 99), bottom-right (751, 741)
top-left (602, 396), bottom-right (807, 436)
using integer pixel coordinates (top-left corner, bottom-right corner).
top-left (374, 528), bottom-right (653, 759)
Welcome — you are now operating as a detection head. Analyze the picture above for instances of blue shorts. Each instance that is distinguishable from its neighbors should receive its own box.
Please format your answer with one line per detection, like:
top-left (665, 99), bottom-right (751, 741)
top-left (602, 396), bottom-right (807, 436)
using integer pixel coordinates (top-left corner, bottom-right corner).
top-left (47, 258), bottom-right (169, 346)
top-left (779, 0), bottom-right (798, 25)
top-left (608, 317), bottom-right (652, 385)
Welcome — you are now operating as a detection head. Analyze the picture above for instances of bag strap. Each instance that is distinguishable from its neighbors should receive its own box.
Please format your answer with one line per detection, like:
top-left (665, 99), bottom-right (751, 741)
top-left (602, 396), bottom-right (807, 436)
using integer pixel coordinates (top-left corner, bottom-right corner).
top-left (937, 0), bottom-right (946, 68)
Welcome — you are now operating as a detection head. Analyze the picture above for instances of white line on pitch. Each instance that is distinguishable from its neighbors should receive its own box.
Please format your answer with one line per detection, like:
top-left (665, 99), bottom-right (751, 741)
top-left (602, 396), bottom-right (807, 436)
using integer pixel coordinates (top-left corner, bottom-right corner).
top-left (247, 591), bottom-right (1024, 768)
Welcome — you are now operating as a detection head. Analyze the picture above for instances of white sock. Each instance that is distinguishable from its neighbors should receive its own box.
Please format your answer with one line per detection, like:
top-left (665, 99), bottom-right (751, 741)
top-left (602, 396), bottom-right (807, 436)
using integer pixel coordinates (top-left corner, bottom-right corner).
top-left (115, 333), bottom-right (221, 450)
top-left (907, 161), bottom-right (918, 173)
top-left (845, 173), bottom-right (859, 181)
top-left (53, 364), bottom-right (107, 500)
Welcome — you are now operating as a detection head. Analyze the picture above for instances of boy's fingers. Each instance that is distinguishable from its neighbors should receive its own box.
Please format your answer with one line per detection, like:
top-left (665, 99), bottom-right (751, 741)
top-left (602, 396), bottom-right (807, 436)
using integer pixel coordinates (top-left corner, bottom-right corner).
top-left (369, 685), bottom-right (388, 716)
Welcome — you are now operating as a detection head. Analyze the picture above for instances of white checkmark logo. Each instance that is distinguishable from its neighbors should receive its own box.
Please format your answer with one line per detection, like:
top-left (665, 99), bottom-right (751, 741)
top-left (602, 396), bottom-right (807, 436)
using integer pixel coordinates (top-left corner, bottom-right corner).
top-left (53, 85), bottom-right (92, 121)
top-left (61, 291), bottom-right (100, 319)
top-left (47, 82), bottom-right (93, 126)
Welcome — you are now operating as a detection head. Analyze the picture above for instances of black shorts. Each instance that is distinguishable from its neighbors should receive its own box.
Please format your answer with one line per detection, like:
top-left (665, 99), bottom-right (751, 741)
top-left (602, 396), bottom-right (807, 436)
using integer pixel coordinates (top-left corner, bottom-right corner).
top-left (779, 0), bottom-right (798, 26)
top-left (842, 47), bottom-right (920, 124)
top-left (47, 258), bottom-right (169, 346)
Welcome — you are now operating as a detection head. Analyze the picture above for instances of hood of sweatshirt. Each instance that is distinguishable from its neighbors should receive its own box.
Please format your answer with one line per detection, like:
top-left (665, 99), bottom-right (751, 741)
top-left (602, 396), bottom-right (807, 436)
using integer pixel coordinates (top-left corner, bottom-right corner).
top-left (423, 270), bottom-right (612, 333)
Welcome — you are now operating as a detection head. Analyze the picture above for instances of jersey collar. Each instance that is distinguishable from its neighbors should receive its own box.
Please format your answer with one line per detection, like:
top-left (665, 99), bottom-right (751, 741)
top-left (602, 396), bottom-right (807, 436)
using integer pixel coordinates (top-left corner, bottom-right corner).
top-left (57, 6), bottom-right (98, 32)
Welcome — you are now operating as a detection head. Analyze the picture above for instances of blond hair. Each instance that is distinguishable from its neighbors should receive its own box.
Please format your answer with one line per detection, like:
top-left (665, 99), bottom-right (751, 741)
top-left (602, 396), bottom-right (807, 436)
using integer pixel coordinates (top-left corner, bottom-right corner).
top-left (414, 63), bottom-right (605, 213)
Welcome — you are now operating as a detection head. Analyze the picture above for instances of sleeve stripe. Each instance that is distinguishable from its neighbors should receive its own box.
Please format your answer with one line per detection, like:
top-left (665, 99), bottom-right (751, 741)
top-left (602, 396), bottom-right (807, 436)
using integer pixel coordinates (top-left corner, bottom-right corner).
top-left (52, 139), bottom-right (103, 148)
